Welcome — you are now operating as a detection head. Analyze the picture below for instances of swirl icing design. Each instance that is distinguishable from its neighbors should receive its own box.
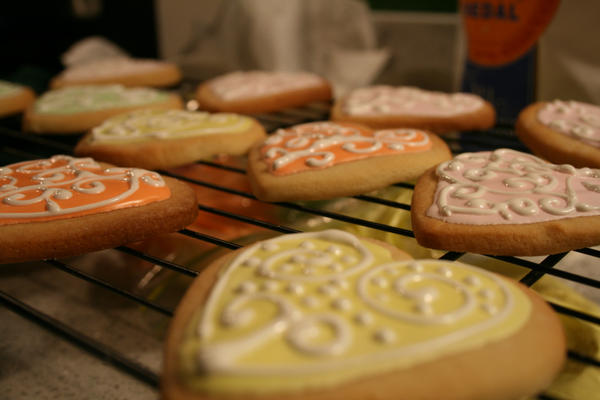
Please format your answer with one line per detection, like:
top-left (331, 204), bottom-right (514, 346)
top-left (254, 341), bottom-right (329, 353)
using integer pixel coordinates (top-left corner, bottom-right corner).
top-left (91, 109), bottom-right (253, 143)
top-left (0, 155), bottom-right (170, 225)
top-left (261, 122), bottom-right (432, 175)
top-left (0, 80), bottom-right (23, 98)
top-left (60, 58), bottom-right (168, 80)
top-left (209, 71), bottom-right (324, 101)
top-left (180, 229), bottom-right (530, 393)
top-left (427, 148), bottom-right (600, 225)
top-left (343, 86), bottom-right (484, 117)
top-left (34, 85), bottom-right (171, 115)
top-left (537, 100), bottom-right (600, 148)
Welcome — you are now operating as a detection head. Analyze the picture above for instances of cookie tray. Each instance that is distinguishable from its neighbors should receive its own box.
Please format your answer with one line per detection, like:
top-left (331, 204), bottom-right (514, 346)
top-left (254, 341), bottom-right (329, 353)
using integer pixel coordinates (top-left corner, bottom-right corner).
top-left (1, 101), bottom-right (599, 400)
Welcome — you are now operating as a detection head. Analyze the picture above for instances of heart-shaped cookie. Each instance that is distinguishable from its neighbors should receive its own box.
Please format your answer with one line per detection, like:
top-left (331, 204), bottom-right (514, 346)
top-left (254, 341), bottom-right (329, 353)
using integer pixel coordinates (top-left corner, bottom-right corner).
top-left (516, 100), bottom-right (600, 168)
top-left (412, 148), bottom-right (600, 255)
top-left (0, 80), bottom-right (35, 118)
top-left (50, 57), bottom-right (182, 89)
top-left (196, 70), bottom-right (332, 114)
top-left (163, 230), bottom-right (564, 400)
top-left (23, 85), bottom-right (183, 134)
top-left (247, 121), bottom-right (451, 201)
top-left (74, 109), bottom-right (266, 170)
top-left (0, 155), bottom-right (198, 263)
top-left (330, 86), bottom-right (496, 133)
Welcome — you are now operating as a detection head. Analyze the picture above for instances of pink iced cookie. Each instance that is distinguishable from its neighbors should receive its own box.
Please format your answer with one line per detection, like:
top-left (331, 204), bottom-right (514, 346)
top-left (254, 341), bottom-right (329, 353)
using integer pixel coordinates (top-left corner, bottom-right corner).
top-left (51, 57), bottom-right (182, 89)
top-left (331, 86), bottom-right (495, 134)
top-left (517, 100), bottom-right (600, 168)
top-left (412, 148), bottom-right (600, 255)
top-left (196, 70), bottom-right (332, 114)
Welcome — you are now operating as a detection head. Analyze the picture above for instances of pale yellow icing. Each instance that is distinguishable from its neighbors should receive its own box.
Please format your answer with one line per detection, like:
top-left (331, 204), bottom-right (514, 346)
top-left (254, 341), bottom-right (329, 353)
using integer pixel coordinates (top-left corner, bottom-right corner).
top-left (90, 109), bottom-right (253, 143)
top-left (179, 230), bottom-right (531, 394)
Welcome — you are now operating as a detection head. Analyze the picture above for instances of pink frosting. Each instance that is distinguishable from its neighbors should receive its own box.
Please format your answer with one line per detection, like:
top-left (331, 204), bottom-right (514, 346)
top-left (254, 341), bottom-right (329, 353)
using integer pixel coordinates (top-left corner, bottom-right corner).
top-left (426, 149), bottom-right (600, 225)
top-left (537, 100), bottom-right (600, 148)
top-left (209, 71), bottom-right (325, 101)
top-left (61, 58), bottom-right (167, 80)
top-left (343, 86), bottom-right (484, 117)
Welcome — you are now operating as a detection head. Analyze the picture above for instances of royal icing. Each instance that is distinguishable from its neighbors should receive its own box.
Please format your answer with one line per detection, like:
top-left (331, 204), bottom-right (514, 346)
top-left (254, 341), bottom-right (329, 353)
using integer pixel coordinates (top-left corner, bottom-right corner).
top-left (0, 155), bottom-right (170, 224)
top-left (179, 229), bottom-right (530, 393)
top-left (537, 100), bottom-right (600, 148)
top-left (260, 122), bottom-right (432, 175)
top-left (90, 109), bottom-right (253, 143)
top-left (343, 86), bottom-right (484, 117)
top-left (209, 71), bottom-right (325, 101)
top-left (426, 148), bottom-right (600, 225)
top-left (59, 58), bottom-right (168, 81)
top-left (0, 80), bottom-right (24, 98)
top-left (34, 85), bottom-right (171, 115)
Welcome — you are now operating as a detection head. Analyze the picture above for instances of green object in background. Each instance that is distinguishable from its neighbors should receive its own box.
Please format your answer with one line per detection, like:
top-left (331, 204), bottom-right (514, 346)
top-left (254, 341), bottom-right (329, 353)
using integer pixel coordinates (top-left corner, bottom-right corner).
top-left (366, 0), bottom-right (458, 12)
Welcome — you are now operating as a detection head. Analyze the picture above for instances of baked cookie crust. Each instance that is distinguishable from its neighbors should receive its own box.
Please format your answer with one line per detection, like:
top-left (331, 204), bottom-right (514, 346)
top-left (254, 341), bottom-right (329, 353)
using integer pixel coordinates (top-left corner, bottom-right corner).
top-left (162, 235), bottom-right (564, 400)
top-left (516, 101), bottom-right (600, 168)
top-left (50, 58), bottom-right (182, 89)
top-left (1, 169), bottom-right (198, 264)
top-left (411, 167), bottom-right (600, 256)
top-left (0, 83), bottom-right (35, 118)
top-left (331, 87), bottom-right (495, 134)
top-left (74, 112), bottom-right (266, 170)
top-left (196, 71), bottom-right (332, 114)
top-left (23, 88), bottom-right (183, 134)
top-left (247, 128), bottom-right (451, 202)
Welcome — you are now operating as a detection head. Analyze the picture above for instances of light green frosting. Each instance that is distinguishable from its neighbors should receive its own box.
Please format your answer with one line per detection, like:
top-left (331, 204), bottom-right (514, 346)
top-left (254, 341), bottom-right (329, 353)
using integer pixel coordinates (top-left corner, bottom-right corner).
top-left (0, 80), bottom-right (24, 99)
top-left (34, 85), bottom-right (171, 115)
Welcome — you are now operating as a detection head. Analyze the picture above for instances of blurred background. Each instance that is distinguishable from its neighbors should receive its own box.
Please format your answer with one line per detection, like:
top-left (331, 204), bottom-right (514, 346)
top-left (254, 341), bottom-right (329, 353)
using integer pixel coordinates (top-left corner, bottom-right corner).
top-left (2, 0), bottom-right (598, 105)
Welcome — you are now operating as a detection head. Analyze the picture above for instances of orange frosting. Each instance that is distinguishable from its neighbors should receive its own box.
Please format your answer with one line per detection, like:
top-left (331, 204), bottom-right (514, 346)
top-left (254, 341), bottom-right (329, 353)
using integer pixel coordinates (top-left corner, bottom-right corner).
top-left (0, 156), bottom-right (170, 225)
top-left (260, 122), bottom-right (432, 176)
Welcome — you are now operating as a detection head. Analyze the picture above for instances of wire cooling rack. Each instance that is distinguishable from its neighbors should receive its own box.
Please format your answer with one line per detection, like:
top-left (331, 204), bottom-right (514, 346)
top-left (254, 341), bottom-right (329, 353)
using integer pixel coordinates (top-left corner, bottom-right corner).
top-left (1, 101), bottom-right (599, 400)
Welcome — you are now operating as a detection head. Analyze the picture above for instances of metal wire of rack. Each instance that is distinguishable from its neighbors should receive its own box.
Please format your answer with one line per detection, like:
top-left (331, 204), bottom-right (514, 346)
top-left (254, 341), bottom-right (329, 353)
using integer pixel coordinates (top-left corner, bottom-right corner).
top-left (1, 101), bottom-right (599, 400)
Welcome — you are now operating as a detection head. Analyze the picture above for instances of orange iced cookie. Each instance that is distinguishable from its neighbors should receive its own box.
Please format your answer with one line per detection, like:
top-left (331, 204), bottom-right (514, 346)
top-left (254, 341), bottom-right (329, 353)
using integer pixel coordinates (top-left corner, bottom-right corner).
top-left (1, 155), bottom-right (198, 263)
top-left (247, 121), bottom-right (451, 201)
